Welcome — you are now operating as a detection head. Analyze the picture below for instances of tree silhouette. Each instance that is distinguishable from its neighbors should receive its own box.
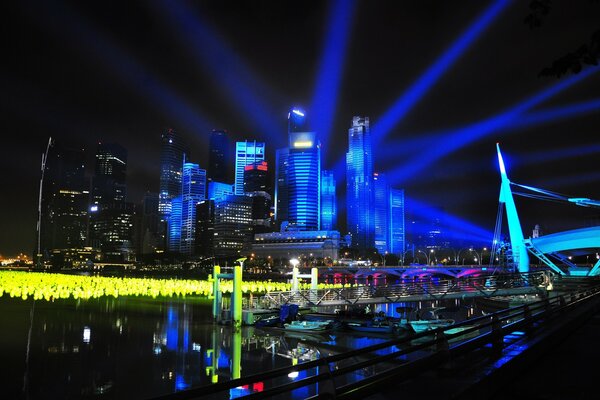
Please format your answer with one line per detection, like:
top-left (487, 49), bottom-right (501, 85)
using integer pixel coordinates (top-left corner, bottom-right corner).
top-left (525, 0), bottom-right (599, 77)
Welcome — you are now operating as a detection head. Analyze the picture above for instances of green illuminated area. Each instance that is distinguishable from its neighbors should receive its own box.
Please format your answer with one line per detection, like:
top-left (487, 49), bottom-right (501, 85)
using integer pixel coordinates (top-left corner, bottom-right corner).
top-left (0, 271), bottom-right (345, 301)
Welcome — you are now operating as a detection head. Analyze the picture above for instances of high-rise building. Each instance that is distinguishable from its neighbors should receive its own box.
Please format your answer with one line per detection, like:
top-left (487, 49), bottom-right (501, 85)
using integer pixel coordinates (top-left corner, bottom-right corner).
top-left (195, 200), bottom-right (215, 258)
top-left (288, 131), bottom-right (321, 231)
top-left (168, 196), bottom-right (182, 253)
top-left (373, 172), bottom-right (389, 254)
top-left (243, 161), bottom-right (268, 193)
top-left (208, 130), bottom-right (229, 183)
top-left (180, 162), bottom-right (206, 255)
top-left (321, 170), bottom-right (336, 231)
top-left (389, 188), bottom-right (406, 255)
top-left (40, 142), bottom-right (89, 257)
top-left (208, 181), bottom-right (234, 202)
top-left (213, 195), bottom-right (253, 257)
top-left (137, 192), bottom-right (160, 256)
top-left (89, 202), bottom-right (135, 261)
top-left (89, 142), bottom-right (136, 261)
top-left (274, 147), bottom-right (289, 228)
top-left (158, 128), bottom-right (188, 249)
top-left (346, 116), bottom-right (374, 254)
top-left (234, 140), bottom-right (265, 195)
top-left (91, 142), bottom-right (127, 205)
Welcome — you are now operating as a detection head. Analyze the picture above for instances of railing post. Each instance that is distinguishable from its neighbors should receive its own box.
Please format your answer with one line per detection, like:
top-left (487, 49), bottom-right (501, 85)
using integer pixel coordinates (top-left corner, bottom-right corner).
top-left (491, 314), bottom-right (503, 354)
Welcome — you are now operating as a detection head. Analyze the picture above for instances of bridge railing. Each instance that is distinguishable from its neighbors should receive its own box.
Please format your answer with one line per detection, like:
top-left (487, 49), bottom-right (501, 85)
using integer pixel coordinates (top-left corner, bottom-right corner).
top-left (260, 271), bottom-right (551, 309)
top-left (152, 279), bottom-right (600, 400)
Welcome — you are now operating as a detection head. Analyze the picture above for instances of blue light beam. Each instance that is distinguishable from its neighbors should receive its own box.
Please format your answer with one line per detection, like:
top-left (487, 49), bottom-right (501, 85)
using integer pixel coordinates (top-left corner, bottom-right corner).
top-left (149, 0), bottom-right (283, 143)
top-left (23, 1), bottom-right (215, 141)
top-left (371, 0), bottom-right (512, 148)
top-left (310, 0), bottom-right (357, 153)
top-left (387, 67), bottom-right (600, 186)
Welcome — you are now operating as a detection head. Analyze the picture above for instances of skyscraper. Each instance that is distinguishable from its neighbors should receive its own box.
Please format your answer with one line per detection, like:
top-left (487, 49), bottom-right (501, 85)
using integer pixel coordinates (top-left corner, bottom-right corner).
top-left (208, 129), bottom-right (229, 183)
top-left (234, 140), bottom-right (265, 195)
top-left (373, 172), bottom-right (389, 254)
top-left (389, 188), bottom-right (406, 255)
top-left (288, 130), bottom-right (321, 231)
top-left (158, 128), bottom-right (188, 249)
top-left (243, 161), bottom-right (268, 193)
top-left (91, 142), bottom-right (127, 205)
top-left (274, 147), bottom-right (289, 228)
top-left (213, 195), bottom-right (253, 257)
top-left (180, 162), bottom-right (206, 255)
top-left (40, 141), bottom-right (89, 257)
top-left (321, 170), bottom-right (336, 231)
top-left (346, 116), bottom-right (374, 253)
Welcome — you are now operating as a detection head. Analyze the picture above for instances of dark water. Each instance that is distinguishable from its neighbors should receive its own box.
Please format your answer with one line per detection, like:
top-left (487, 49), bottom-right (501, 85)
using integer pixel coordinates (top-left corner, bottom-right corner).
top-left (0, 288), bottom-right (485, 400)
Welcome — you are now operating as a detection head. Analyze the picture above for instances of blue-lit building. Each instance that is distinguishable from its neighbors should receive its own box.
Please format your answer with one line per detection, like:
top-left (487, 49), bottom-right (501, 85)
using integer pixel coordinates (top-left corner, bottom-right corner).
top-left (321, 170), bottom-right (336, 231)
top-left (288, 131), bottom-right (321, 231)
top-left (159, 128), bottom-right (188, 250)
top-left (208, 181), bottom-right (234, 202)
top-left (208, 129), bottom-right (229, 183)
top-left (373, 172), bottom-right (389, 255)
top-left (168, 196), bottom-right (182, 253)
top-left (389, 188), bottom-right (406, 255)
top-left (180, 162), bottom-right (206, 255)
top-left (346, 116), bottom-right (374, 253)
top-left (234, 140), bottom-right (265, 195)
top-left (274, 147), bottom-right (289, 228)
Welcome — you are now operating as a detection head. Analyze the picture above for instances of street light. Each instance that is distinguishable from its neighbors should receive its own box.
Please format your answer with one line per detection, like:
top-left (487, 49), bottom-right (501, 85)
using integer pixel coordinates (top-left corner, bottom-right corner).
top-left (417, 250), bottom-right (430, 266)
top-left (469, 248), bottom-right (481, 265)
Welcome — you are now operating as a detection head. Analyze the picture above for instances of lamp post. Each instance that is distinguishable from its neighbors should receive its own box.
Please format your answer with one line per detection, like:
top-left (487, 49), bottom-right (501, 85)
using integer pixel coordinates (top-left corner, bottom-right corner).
top-left (290, 258), bottom-right (300, 292)
top-left (469, 248), bottom-right (481, 265)
top-left (430, 249), bottom-right (436, 265)
top-left (232, 257), bottom-right (247, 329)
top-left (417, 250), bottom-right (430, 266)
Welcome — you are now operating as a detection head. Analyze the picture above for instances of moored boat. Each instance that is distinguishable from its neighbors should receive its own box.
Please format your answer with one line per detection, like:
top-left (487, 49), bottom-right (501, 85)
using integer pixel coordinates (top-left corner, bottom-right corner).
top-left (409, 318), bottom-right (455, 333)
top-left (284, 320), bottom-right (333, 332)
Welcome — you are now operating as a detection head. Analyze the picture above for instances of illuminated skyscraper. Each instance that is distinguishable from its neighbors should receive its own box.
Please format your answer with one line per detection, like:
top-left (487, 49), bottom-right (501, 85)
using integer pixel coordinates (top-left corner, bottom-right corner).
top-left (159, 128), bottom-right (188, 249)
top-left (40, 141), bottom-right (89, 256)
top-left (208, 129), bottom-right (229, 183)
top-left (274, 147), bottom-right (289, 227)
top-left (213, 195), bottom-right (253, 257)
top-left (180, 162), bottom-right (206, 255)
top-left (321, 170), bottom-right (336, 231)
top-left (234, 140), bottom-right (265, 195)
top-left (243, 161), bottom-right (268, 193)
top-left (346, 116), bottom-right (374, 253)
top-left (91, 142), bottom-right (127, 205)
top-left (288, 130), bottom-right (321, 231)
top-left (389, 188), bottom-right (406, 255)
top-left (373, 172), bottom-right (389, 254)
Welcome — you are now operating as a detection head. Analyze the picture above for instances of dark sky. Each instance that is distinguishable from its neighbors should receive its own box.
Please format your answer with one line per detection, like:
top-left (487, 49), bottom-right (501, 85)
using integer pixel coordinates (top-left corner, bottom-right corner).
top-left (2, 0), bottom-right (599, 256)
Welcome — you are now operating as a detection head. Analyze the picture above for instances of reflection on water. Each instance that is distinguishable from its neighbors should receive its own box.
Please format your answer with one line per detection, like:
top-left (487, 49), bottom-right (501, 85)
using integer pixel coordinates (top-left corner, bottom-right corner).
top-left (0, 291), bottom-right (487, 400)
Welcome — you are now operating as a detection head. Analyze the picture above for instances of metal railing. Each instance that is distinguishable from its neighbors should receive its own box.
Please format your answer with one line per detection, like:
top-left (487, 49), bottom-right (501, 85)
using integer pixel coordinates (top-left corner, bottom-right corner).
top-left (153, 279), bottom-right (600, 400)
top-left (260, 271), bottom-right (551, 308)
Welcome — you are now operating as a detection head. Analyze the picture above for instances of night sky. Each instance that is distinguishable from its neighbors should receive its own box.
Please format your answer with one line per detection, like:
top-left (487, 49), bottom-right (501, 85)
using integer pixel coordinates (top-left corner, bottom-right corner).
top-left (2, 0), bottom-right (599, 257)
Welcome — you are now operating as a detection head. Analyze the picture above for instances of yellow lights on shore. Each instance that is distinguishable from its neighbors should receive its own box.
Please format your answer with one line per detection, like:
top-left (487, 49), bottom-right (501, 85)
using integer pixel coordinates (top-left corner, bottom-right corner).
top-left (0, 271), bottom-right (346, 302)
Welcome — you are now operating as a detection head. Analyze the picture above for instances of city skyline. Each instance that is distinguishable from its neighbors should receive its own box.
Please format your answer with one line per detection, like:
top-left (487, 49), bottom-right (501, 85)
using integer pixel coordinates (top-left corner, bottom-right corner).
top-left (3, 0), bottom-right (600, 256)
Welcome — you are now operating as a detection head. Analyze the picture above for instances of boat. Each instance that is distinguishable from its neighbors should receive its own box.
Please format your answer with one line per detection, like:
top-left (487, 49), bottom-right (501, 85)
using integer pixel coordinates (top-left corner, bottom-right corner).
top-left (409, 318), bottom-right (455, 334)
top-left (346, 322), bottom-right (395, 334)
top-left (283, 320), bottom-right (333, 332)
top-left (255, 315), bottom-right (281, 327)
top-left (475, 294), bottom-right (542, 312)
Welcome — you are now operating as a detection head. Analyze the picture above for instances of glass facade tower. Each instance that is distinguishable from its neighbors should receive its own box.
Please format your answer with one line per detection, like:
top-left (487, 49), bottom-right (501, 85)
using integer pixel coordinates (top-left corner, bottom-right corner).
top-left (234, 140), bottom-right (265, 195)
top-left (346, 116), bottom-right (374, 253)
top-left (389, 188), bottom-right (406, 255)
top-left (208, 129), bottom-right (229, 183)
top-left (373, 172), bottom-right (389, 254)
top-left (180, 162), bottom-right (206, 255)
top-left (288, 131), bottom-right (321, 231)
top-left (321, 169), bottom-right (336, 231)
